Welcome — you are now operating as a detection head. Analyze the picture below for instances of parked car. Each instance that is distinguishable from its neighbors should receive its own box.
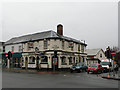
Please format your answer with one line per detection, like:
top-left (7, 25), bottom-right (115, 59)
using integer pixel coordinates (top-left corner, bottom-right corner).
top-left (87, 63), bottom-right (104, 74)
top-left (70, 62), bottom-right (88, 73)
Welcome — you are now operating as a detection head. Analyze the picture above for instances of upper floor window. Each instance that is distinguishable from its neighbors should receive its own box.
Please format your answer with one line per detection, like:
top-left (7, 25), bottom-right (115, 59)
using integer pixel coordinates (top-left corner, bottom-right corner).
top-left (100, 54), bottom-right (102, 58)
top-left (12, 46), bottom-right (14, 52)
top-left (81, 45), bottom-right (84, 53)
top-left (44, 40), bottom-right (47, 49)
top-left (19, 46), bottom-right (22, 52)
top-left (78, 44), bottom-right (80, 51)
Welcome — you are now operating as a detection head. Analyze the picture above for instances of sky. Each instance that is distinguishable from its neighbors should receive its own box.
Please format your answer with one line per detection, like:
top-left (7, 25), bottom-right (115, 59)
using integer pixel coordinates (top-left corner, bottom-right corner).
top-left (0, 0), bottom-right (119, 50)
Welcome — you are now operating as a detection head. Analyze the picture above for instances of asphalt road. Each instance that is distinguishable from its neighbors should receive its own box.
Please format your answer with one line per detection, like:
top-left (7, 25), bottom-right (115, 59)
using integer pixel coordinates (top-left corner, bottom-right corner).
top-left (2, 71), bottom-right (118, 88)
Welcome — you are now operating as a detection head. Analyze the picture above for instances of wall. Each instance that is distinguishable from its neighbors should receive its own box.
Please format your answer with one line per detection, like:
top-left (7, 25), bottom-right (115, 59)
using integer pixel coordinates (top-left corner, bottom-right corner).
top-left (5, 43), bottom-right (22, 53)
top-left (95, 49), bottom-right (106, 61)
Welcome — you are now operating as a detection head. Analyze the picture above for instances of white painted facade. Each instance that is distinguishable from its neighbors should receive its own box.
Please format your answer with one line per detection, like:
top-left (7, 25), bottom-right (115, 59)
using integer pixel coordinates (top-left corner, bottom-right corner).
top-left (5, 43), bottom-right (22, 53)
top-left (87, 49), bottom-right (106, 65)
top-left (22, 39), bottom-right (87, 69)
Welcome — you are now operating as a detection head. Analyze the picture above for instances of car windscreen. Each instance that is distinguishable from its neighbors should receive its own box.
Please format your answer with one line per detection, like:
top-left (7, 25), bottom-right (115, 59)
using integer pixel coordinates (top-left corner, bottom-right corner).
top-left (90, 64), bottom-right (98, 67)
top-left (74, 63), bottom-right (82, 66)
top-left (100, 62), bottom-right (110, 65)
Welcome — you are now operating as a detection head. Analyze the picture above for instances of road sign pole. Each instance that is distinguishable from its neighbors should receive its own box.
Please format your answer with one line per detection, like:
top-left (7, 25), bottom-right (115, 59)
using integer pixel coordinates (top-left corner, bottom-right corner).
top-left (7, 59), bottom-right (10, 69)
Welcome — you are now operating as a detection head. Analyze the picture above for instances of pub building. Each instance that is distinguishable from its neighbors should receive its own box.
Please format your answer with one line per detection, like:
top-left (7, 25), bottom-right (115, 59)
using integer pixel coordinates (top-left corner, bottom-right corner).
top-left (4, 24), bottom-right (87, 70)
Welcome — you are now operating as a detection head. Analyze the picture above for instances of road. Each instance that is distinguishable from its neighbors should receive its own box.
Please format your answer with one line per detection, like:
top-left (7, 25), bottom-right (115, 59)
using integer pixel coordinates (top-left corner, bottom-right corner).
top-left (2, 71), bottom-right (118, 88)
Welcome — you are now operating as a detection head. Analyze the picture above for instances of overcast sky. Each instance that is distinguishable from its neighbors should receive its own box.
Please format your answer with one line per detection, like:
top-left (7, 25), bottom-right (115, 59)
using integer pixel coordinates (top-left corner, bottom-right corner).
top-left (0, 0), bottom-right (118, 50)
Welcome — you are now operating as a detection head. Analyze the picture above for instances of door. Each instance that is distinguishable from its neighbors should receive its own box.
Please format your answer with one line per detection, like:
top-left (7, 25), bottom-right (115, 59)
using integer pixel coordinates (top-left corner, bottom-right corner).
top-left (36, 56), bottom-right (39, 69)
top-left (25, 57), bottom-right (28, 69)
top-left (52, 56), bottom-right (58, 71)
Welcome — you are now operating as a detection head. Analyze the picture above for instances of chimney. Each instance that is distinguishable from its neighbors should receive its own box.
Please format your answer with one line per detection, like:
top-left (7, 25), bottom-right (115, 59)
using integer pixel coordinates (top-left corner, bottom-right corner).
top-left (57, 24), bottom-right (63, 36)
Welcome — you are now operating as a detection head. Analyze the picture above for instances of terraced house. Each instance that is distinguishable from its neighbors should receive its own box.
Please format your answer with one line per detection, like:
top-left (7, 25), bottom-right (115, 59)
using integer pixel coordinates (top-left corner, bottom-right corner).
top-left (4, 25), bottom-right (87, 70)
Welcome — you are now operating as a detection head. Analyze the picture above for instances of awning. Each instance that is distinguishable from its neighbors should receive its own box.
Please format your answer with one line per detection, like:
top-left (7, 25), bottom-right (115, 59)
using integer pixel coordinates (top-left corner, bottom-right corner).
top-left (12, 53), bottom-right (22, 58)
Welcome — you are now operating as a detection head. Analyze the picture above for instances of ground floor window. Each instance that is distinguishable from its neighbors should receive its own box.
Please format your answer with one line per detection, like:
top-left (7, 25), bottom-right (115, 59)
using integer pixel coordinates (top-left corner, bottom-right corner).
top-left (41, 56), bottom-right (48, 63)
top-left (61, 56), bottom-right (67, 65)
top-left (68, 57), bottom-right (72, 65)
top-left (21, 57), bottom-right (24, 66)
top-left (82, 57), bottom-right (85, 62)
top-left (73, 57), bottom-right (75, 64)
top-left (29, 56), bottom-right (35, 64)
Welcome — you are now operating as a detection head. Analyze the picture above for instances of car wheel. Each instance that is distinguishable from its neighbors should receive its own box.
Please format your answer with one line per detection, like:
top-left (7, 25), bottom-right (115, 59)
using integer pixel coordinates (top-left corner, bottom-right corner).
top-left (70, 70), bottom-right (73, 73)
top-left (87, 71), bottom-right (89, 74)
top-left (98, 70), bottom-right (101, 74)
top-left (77, 70), bottom-right (80, 73)
top-left (80, 69), bottom-right (82, 72)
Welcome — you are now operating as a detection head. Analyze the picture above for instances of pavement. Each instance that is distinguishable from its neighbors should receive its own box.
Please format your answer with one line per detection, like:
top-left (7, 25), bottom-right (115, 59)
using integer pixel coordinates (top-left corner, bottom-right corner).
top-left (100, 69), bottom-right (120, 81)
top-left (2, 68), bottom-right (69, 74)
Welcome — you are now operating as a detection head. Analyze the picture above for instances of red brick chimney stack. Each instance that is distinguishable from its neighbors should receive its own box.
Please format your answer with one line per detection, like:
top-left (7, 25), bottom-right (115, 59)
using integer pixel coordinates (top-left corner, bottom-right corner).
top-left (57, 24), bottom-right (63, 36)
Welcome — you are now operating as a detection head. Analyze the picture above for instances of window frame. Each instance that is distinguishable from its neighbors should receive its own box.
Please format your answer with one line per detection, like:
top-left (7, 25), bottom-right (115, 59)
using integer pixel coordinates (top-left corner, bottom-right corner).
top-left (44, 40), bottom-right (48, 49)
top-left (61, 56), bottom-right (67, 65)
top-left (41, 56), bottom-right (48, 63)
top-left (29, 56), bottom-right (35, 64)
top-left (11, 46), bottom-right (14, 52)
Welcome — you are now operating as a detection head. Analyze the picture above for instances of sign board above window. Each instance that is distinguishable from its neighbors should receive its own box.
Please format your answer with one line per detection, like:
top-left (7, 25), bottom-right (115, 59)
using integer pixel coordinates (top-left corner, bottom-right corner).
top-left (28, 42), bottom-right (33, 48)
top-left (68, 42), bottom-right (73, 48)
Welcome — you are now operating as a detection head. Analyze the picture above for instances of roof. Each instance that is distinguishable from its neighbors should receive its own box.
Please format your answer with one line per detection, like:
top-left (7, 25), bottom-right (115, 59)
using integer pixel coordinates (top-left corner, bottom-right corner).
top-left (5, 30), bottom-right (87, 46)
top-left (87, 48), bottom-right (102, 56)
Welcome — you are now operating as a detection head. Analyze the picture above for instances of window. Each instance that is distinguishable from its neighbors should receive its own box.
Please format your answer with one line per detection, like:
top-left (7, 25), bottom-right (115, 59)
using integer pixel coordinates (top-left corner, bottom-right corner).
top-left (73, 57), bottom-right (75, 64)
top-left (62, 41), bottom-right (64, 49)
top-left (82, 57), bottom-right (85, 62)
top-left (29, 57), bottom-right (35, 64)
top-left (12, 46), bottom-right (14, 52)
top-left (81, 45), bottom-right (84, 53)
top-left (78, 44), bottom-right (80, 51)
top-left (36, 56), bottom-right (40, 65)
top-left (41, 56), bottom-right (48, 63)
top-left (68, 57), bottom-right (72, 65)
top-left (61, 56), bottom-right (67, 65)
top-left (19, 46), bottom-right (22, 52)
top-left (100, 54), bottom-right (102, 58)
top-left (44, 40), bottom-right (47, 49)
top-left (71, 47), bottom-right (73, 51)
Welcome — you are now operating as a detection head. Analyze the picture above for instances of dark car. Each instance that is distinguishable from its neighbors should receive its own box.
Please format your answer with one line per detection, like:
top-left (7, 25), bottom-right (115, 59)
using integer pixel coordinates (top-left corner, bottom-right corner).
top-left (70, 62), bottom-right (88, 73)
top-left (87, 63), bottom-right (104, 74)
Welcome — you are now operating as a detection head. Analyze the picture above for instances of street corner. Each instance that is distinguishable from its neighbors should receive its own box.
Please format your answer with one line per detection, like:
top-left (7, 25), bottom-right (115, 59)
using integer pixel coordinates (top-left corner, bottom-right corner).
top-left (100, 74), bottom-right (120, 81)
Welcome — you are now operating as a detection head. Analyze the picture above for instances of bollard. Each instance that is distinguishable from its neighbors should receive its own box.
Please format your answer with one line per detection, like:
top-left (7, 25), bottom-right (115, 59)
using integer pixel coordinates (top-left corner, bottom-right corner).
top-left (47, 64), bottom-right (49, 71)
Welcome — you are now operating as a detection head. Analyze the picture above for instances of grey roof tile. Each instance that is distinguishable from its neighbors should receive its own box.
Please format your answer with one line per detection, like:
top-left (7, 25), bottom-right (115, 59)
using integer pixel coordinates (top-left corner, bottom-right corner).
top-left (87, 48), bottom-right (101, 56)
top-left (5, 30), bottom-right (87, 45)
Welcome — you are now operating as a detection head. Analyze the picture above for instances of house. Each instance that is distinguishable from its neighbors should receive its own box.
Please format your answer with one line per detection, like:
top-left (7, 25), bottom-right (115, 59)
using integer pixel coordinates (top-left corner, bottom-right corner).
top-left (4, 24), bottom-right (87, 70)
top-left (4, 38), bottom-right (23, 68)
top-left (0, 42), bottom-right (5, 64)
top-left (86, 48), bottom-right (106, 65)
